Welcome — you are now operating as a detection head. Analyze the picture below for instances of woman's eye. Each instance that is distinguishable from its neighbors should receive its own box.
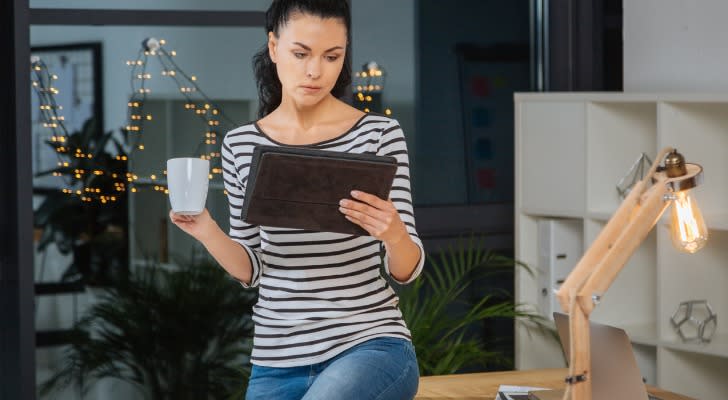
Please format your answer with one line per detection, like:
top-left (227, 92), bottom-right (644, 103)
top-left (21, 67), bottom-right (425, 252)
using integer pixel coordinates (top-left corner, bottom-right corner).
top-left (294, 52), bottom-right (306, 59)
top-left (326, 56), bottom-right (339, 62)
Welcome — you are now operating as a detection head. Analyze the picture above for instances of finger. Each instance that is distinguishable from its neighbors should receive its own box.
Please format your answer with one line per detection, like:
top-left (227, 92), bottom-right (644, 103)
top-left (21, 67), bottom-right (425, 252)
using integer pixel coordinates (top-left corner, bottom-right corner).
top-left (340, 201), bottom-right (401, 229)
top-left (170, 211), bottom-right (185, 223)
top-left (344, 215), bottom-right (379, 236)
top-left (350, 190), bottom-right (391, 210)
top-left (339, 199), bottom-right (389, 221)
top-left (340, 207), bottom-right (387, 231)
top-left (170, 211), bottom-right (194, 224)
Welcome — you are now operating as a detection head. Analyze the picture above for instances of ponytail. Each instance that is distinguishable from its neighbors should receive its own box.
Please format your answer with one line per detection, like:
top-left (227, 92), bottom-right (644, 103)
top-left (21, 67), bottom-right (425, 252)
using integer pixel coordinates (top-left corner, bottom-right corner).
top-left (253, 45), bottom-right (282, 119)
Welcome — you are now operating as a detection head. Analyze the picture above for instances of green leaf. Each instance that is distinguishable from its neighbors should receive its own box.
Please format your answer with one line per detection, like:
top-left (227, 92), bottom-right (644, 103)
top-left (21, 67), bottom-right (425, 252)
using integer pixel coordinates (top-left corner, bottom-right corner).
top-left (398, 233), bottom-right (556, 376)
top-left (39, 261), bottom-right (257, 399)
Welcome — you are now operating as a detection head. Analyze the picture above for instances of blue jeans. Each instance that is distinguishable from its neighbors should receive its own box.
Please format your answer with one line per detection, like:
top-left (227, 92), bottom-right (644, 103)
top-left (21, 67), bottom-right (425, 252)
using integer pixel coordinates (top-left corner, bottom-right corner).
top-left (245, 336), bottom-right (419, 400)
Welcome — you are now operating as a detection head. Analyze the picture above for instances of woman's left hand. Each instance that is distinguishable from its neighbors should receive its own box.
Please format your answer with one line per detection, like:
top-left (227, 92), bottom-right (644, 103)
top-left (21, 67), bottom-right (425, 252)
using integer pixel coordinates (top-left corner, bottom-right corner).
top-left (339, 190), bottom-right (409, 245)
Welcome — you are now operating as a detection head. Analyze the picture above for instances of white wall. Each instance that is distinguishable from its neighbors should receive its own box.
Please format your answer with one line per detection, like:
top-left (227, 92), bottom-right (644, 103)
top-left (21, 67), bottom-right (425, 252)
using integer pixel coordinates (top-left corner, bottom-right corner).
top-left (624, 0), bottom-right (728, 92)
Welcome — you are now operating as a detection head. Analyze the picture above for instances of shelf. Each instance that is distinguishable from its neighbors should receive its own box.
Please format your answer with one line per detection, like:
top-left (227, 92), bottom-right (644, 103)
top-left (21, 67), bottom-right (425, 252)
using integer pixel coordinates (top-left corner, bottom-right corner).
top-left (659, 103), bottom-right (728, 219)
top-left (516, 93), bottom-right (728, 398)
top-left (658, 348), bottom-right (728, 399)
top-left (704, 213), bottom-right (728, 231)
top-left (591, 203), bottom-right (728, 231)
top-left (518, 101), bottom-right (586, 215)
top-left (624, 323), bottom-right (659, 347)
top-left (586, 102), bottom-right (657, 214)
top-left (515, 92), bottom-right (728, 103)
top-left (631, 344), bottom-right (657, 385)
top-left (659, 333), bottom-right (728, 359)
top-left (586, 209), bottom-right (615, 222)
top-left (587, 221), bottom-right (656, 326)
top-left (657, 211), bottom-right (728, 232)
top-left (521, 208), bottom-right (584, 219)
top-left (657, 230), bottom-right (728, 350)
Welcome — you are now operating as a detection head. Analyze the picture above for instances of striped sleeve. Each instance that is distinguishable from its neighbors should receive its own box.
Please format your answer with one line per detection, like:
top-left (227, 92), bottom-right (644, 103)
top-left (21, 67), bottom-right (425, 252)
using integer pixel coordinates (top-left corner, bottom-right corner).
top-left (222, 132), bottom-right (263, 288)
top-left (377, 118), bottom-right (425, 284)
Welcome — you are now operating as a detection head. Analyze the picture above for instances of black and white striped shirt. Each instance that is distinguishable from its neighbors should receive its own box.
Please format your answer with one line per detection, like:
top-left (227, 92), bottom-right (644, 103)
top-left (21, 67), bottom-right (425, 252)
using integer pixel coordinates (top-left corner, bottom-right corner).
top-left (221, 113), bottom-right (425, 367)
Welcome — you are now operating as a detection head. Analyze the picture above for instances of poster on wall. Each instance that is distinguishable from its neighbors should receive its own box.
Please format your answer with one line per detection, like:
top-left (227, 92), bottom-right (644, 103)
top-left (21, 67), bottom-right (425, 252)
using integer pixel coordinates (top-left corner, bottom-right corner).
top-left (456, 43), bottom-right (531, 203)
top-left (30, 42), bottom-right (103, 190)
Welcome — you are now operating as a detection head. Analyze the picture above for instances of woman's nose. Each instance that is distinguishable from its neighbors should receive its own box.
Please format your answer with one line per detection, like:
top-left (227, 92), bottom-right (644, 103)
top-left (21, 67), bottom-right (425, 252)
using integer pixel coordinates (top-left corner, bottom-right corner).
top-left (306, 59), bottom-right (321, 79)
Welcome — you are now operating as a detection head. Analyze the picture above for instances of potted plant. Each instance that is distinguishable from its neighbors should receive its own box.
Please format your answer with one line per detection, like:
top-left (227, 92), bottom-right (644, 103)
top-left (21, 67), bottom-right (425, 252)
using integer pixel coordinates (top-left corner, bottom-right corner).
top-left (39, 259), bottom-right (257, 400)
top-left (34, 116), bottom-right (130, 286)
top-left (397, 235), bottom-right (553, 376)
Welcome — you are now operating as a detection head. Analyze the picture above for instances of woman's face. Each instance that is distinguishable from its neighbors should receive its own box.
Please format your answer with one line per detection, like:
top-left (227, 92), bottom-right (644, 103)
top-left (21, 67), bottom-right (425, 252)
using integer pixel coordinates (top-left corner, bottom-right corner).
top-left (268, 12), bottom-right (347, 108)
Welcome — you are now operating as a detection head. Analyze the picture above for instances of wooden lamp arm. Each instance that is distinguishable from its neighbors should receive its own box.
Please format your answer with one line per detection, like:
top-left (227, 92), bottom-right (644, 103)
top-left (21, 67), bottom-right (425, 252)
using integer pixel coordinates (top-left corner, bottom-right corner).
top-left (576, 180), bottom-right (669, 314)
top-left (553, 147), bottom-right (675, 400)
top-left (555, 184), bottom-right (671, 400)
top-left (555, 179), bottom-right (646, 311)
top-left (556, 147), bottom-right (674, 312)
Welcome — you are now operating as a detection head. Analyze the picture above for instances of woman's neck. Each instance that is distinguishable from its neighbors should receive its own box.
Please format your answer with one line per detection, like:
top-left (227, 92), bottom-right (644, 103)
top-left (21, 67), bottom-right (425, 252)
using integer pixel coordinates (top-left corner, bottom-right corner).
top-left (275, 94), bottom-right (339, 133)
top-left (258, 94), bottom-right (364, 145)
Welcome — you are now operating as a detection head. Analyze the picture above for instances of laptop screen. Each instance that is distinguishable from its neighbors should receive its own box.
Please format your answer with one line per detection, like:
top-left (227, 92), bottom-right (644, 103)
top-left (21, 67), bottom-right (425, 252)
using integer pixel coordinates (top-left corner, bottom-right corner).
top-left (553, 312), bottom-right (650, 400)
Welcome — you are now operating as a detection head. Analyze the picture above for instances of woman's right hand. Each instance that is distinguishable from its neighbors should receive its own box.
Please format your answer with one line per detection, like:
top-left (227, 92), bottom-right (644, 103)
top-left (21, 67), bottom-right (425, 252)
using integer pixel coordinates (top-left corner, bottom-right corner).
top-left (169, 208), bottom-right (217, 243)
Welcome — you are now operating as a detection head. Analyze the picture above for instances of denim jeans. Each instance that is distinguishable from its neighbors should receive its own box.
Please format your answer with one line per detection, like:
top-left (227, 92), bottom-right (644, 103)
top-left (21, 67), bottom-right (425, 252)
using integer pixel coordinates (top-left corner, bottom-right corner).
top-left (245, 336), bottom-right (419, 400)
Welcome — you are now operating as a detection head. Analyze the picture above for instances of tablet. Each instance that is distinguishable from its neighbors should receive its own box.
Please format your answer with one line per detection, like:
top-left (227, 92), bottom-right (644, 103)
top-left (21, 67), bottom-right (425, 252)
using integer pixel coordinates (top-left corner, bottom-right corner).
top-left (240, 145), bottom-right (398, 235)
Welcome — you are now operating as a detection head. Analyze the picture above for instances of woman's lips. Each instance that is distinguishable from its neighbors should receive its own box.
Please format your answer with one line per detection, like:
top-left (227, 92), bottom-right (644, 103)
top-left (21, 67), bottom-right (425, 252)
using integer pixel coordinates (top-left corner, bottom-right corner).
top-left (300, 85), bottom-right (322, 94)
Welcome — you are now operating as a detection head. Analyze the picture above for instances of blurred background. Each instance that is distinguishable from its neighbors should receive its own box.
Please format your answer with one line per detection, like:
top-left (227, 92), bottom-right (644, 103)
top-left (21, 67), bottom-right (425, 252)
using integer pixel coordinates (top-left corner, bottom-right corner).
top-left (4, 0), bottom-right (623, 398)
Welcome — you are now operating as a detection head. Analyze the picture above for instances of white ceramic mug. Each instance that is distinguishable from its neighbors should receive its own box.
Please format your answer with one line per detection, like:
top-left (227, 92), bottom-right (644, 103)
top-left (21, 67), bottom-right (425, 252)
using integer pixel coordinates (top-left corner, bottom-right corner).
top-left (166, 157), bottom-right (209, 215)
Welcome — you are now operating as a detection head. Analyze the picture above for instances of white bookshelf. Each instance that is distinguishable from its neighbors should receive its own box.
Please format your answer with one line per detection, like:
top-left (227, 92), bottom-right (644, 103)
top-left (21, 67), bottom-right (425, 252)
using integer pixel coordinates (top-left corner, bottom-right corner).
top-left (515, 93), bottom-right (728, 399)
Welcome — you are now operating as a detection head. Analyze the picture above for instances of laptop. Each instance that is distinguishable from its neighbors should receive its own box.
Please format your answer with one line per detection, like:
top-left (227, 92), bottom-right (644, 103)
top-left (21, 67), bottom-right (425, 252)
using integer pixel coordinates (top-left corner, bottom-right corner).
top-left (551, 312), bottom-right (661, 400)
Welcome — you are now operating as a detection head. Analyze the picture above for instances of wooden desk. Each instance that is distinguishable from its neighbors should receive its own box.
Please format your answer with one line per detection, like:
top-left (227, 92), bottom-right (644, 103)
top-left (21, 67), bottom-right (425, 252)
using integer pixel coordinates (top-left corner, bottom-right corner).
top-left (415, 368), bottom-right (695, 400)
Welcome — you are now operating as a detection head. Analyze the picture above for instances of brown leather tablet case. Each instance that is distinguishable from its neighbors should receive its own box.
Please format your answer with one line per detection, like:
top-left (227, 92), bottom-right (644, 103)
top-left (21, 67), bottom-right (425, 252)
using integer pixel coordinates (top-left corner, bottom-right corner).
top-left (240, 145), bottom-right (397, 235)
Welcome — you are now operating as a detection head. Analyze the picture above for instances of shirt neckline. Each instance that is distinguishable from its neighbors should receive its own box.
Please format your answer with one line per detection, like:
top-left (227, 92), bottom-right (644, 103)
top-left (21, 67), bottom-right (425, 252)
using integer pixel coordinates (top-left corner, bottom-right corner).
top-left (252, 112), bottom-right (370, 147)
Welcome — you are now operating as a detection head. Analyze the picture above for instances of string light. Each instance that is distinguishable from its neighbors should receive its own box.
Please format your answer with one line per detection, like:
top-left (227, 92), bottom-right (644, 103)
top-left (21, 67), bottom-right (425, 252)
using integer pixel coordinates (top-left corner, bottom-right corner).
top-left (31, 56), bottom-right (130, 205)
top-left (33, 38), bottom-right (240, 202)
top-left (31, 58), bottom-right (71, 164)
top-left (352, 61), bottom-right (391, 116)
top-left (117, 37), bottom-right (239, 196)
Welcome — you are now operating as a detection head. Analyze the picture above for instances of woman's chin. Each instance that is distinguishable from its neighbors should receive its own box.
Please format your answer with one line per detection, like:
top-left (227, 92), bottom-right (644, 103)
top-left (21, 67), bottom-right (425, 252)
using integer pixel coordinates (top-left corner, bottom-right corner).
top-left (294, 94), bottom-right (327, 107)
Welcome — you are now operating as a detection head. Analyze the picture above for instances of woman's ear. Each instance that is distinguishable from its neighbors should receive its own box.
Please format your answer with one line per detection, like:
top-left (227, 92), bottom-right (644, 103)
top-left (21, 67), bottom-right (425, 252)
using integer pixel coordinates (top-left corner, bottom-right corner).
top-left (268, 31), bottom-right (277, 63)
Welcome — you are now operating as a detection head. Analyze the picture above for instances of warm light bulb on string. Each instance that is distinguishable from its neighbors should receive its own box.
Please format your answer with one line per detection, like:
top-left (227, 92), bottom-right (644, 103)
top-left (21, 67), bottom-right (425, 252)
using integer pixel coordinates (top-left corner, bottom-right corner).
top-left (30, 56), bottom-right (93, 193)
top-left (119, 38), bottom-right (242, 196)
top-left (352, 61), bottom-right (391, 116)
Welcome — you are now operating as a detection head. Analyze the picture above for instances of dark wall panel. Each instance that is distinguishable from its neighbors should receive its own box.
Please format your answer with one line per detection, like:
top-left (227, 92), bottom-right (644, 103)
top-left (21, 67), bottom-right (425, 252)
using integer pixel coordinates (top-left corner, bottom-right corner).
top-left (1, 0), bottom-right (36, 398)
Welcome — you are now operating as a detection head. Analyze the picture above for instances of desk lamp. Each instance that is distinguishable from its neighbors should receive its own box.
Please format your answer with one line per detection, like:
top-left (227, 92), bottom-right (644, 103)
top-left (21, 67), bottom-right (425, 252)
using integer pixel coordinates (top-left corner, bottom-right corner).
top-left (555, 147), bottom-right (707, 400)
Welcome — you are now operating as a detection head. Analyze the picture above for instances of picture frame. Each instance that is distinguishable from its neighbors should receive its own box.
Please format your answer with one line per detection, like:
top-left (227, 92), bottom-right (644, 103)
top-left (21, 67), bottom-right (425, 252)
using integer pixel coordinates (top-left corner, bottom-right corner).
top-left (30, 42), bottom-right (103, 191)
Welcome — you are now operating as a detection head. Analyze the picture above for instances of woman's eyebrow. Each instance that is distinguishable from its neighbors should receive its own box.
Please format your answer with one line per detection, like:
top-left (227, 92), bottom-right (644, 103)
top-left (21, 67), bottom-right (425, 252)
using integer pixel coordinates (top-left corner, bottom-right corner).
top-left (292, 42), bottom-right (344, 52)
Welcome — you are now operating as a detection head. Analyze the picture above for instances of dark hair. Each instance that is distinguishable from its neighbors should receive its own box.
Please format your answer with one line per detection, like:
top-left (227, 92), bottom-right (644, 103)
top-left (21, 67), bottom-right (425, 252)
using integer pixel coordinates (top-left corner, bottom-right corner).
top-left (253, 0), bottom-right (352, 118)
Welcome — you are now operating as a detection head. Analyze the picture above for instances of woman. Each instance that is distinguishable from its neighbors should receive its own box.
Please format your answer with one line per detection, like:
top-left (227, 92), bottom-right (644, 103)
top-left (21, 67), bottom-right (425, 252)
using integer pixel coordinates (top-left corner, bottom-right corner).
top-left (170, 1), bottom-right (425, 398)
